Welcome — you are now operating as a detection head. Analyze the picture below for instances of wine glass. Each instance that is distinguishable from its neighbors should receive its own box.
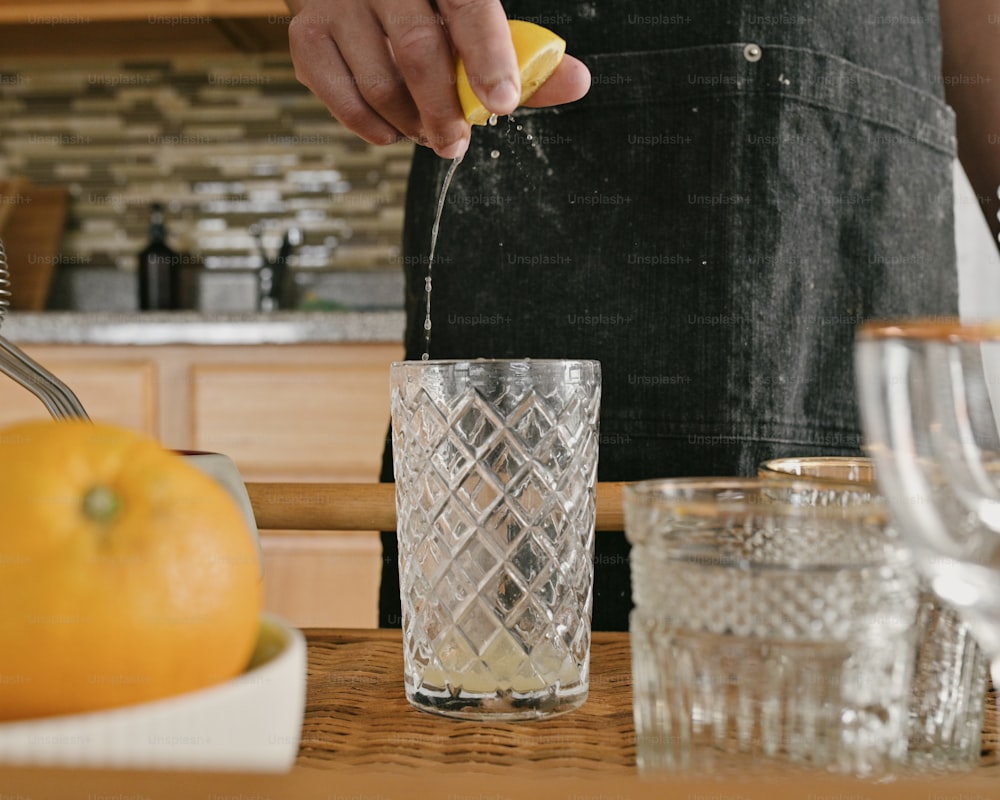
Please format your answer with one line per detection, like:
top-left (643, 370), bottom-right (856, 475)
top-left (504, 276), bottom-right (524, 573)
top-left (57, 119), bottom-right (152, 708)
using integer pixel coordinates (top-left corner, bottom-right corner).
top-left (855, 318), bottom-right (1000, 682)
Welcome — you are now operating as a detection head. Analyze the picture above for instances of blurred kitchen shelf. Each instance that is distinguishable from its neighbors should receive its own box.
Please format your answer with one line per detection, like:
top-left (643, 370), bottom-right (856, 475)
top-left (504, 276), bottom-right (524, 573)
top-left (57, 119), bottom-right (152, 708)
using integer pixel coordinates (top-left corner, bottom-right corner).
top-left (0, 1), bottom-right (287, 24)
top-left (46, 265), bottom-right (405, 315)
top-left (0, 13), bottom-right (291, 58)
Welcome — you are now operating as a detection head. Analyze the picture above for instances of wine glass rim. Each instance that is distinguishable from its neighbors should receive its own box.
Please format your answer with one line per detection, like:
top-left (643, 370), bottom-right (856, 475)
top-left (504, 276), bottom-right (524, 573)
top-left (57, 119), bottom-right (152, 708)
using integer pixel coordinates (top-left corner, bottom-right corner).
top-left (391, 358), bottom-right (601, 368)
top-left (758, 456), bottom-right (875, 485)
top-left (624, 476), bottom-right (884, 513)
top-left (858, 317), bottom-right (1000, 342)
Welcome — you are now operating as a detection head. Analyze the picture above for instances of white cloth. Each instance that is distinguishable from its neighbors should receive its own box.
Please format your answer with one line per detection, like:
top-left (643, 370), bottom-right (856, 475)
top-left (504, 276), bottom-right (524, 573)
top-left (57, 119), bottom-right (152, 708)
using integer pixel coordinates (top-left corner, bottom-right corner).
top-left (956, 160), bottom-right (1000, 321)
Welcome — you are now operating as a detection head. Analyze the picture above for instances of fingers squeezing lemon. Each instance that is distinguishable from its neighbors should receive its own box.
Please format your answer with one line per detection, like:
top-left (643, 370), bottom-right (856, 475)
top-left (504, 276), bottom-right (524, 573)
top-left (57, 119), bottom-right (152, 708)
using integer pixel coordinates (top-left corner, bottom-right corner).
top-left (456, 19), bottom-right (567, 126)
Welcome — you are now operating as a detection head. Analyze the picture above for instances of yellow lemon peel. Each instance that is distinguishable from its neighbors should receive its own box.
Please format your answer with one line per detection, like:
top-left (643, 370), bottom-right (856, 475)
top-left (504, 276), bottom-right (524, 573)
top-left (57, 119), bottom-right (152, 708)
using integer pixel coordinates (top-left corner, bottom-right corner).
top-left (456, 19), bottom-right (567, 126)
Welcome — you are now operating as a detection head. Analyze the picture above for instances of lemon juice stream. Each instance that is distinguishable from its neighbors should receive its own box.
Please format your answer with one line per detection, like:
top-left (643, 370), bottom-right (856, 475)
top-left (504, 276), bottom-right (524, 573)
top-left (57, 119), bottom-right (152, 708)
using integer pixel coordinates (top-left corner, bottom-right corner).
top-left (422, 115), bottom-right (502, 360)
top-left (421, 155), bottom-right (462, 361)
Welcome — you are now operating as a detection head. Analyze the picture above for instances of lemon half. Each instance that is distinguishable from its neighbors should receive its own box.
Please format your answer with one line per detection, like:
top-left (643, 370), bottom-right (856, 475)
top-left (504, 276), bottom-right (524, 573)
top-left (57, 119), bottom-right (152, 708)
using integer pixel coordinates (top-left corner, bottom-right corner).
top-left (456, 19), bottom-right (567, 126)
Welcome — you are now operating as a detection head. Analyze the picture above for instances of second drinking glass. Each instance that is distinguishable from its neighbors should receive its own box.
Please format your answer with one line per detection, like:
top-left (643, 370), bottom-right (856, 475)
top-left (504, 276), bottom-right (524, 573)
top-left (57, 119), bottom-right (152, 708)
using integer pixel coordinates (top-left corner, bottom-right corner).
top-left (624, 477), bottom-right (919, 777)
top-left (759, 455), bottom-right (988, 769)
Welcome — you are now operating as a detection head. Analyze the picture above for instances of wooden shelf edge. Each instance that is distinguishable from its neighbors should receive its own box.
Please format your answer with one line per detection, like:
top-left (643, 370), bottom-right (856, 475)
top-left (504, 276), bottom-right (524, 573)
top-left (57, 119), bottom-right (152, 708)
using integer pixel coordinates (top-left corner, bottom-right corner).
top-left (246, 481), bottom-right (627, 533)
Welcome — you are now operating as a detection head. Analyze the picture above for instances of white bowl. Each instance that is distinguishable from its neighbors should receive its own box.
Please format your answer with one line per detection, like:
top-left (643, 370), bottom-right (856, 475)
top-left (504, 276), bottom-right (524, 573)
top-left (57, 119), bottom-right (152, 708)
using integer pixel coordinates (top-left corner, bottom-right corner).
top-left (178, 449), bottom-right (261, 554)
top-left (0, 614), bottom-right (306, 772)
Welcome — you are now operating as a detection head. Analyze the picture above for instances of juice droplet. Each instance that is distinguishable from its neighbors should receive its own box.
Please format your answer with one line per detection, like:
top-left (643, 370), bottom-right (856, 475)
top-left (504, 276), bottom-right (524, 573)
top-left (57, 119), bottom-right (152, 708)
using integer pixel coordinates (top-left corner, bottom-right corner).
top-left (488, 113), bottom-right (499, 126)
top-left (490, 149), bottom-right (500, 159)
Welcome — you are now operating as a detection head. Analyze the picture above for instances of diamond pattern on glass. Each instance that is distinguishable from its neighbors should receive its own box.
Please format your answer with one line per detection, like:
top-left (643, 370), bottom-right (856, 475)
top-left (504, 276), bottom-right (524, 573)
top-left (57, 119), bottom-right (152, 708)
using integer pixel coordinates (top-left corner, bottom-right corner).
top-left (452, 395), bottom-right (501, 450)
top-left (483, 433), bottom-right (531, 486)
top-left (456, 468), bottom-right (504, 521)
top-left (509, 393), bottom-right (556, 444)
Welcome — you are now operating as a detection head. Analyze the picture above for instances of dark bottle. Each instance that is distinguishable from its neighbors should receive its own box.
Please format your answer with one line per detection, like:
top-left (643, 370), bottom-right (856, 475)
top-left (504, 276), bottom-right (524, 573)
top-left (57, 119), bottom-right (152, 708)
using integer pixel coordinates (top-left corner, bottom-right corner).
top-left (137, 203), bottom-right (181, 310)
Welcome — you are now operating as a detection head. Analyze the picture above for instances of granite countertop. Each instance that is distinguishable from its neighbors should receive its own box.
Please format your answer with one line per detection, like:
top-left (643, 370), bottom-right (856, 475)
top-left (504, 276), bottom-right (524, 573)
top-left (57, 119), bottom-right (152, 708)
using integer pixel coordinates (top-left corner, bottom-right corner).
top-left (0, 311), bottom-right (406, 346)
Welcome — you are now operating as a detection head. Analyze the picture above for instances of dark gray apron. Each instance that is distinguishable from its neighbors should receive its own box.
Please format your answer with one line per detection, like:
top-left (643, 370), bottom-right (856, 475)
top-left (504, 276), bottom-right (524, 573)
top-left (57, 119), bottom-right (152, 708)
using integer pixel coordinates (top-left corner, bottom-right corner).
top-left (381, 0), bottom-right (958, 630)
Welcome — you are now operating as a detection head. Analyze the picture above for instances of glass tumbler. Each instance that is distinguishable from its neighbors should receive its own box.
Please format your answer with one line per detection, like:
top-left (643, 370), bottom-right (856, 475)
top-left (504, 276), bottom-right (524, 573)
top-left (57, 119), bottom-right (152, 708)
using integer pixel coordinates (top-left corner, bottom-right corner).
top-left (624, 477), bottom-right (920, 777)
top-left (758, 455), bottom-right (875, 486)
top-left (759, 456), bottom-right (988, 769)
top-left (390, 359), bottom-right (601, 720)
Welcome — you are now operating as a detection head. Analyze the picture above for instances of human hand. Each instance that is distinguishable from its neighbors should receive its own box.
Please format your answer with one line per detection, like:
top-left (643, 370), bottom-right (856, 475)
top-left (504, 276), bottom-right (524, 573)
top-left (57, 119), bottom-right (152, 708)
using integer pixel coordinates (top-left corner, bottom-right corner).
top-left (287, 0), bottom-right (591, 160)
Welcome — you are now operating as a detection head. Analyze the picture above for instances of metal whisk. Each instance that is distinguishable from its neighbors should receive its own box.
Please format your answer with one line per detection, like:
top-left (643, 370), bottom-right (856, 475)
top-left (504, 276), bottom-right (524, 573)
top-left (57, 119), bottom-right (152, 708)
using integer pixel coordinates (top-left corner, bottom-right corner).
top-left (0, 236), bottom-right (89, 419)
top-left (0, 239), bottom-right (9, 315)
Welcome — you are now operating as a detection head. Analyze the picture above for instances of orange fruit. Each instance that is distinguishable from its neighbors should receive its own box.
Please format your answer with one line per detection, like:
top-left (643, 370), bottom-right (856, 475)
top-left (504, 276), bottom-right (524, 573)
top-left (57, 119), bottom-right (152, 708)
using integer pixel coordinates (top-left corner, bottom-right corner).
top-left (456, 19), bottom-right (567, 125)
top-left (0, 419), bottom-right (262, 721)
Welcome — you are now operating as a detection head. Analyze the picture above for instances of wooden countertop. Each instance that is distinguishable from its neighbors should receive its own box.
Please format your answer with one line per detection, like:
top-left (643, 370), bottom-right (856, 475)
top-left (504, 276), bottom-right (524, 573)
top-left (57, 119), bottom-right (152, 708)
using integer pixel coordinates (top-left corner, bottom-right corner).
top-left (2, 629), bottom-right (999, 799)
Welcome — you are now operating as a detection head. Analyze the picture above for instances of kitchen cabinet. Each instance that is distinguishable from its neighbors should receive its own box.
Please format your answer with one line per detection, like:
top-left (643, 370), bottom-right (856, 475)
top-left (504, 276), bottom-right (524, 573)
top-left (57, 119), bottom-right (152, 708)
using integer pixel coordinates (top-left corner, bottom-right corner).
top-left (0, 0), bottom-right (287, 24)
top-left (192, 360), bottom-right (393, 482)
top-left (0, 340), bottom-right (403, 629)
top-left (0, 1), bottom-right (291, 57)
top-left (0, 358), bottom-right (157, 433)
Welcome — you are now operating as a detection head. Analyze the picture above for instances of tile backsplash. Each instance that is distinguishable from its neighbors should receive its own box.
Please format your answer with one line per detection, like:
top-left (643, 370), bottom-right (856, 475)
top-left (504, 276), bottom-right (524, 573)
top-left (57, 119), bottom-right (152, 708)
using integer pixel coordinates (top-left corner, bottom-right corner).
top-left (0, 53), bottom-right (415, 307)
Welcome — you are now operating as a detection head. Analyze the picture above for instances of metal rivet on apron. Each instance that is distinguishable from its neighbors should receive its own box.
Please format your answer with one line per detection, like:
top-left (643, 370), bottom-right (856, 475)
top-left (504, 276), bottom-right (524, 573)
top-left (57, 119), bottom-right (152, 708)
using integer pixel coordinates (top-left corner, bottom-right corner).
top-left (743, 43), bottom-right (763, 62)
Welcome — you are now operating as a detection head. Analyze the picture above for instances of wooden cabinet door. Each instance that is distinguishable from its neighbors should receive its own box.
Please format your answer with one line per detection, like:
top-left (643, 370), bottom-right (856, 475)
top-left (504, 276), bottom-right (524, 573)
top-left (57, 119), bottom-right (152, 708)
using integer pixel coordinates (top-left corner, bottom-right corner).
top-left (0, 354), bottom-right (157, 435)
top-left (0, 1), bottom-right (285, 23)
top-left (260, 533), bottom-right (381, 628)
top-left (190, 344), bottom-right (399, 483)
